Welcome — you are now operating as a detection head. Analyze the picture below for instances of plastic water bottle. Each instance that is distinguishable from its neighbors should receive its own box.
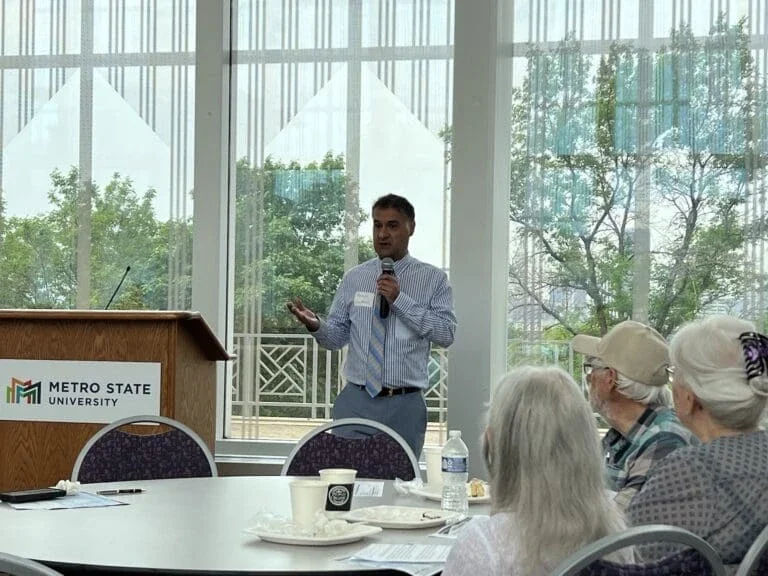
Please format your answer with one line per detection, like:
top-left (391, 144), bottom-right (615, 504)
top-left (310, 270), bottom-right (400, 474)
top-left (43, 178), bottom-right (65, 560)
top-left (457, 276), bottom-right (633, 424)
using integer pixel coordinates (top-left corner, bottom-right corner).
top-left (441, 429), bottom-right (469, 517)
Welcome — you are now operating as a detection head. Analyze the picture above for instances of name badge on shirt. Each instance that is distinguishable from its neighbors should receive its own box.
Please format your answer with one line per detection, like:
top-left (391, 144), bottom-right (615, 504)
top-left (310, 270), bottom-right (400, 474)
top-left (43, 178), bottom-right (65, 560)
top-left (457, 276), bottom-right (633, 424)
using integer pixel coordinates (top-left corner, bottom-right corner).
top-left (354, 291), bottom-right (375, 307)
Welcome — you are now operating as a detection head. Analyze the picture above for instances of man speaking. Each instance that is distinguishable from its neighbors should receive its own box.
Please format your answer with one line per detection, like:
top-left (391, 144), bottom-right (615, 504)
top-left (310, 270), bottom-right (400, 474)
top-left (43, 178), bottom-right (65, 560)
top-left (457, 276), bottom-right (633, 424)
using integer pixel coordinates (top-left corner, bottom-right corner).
top-left (287, 194), bottom-right (457, 457)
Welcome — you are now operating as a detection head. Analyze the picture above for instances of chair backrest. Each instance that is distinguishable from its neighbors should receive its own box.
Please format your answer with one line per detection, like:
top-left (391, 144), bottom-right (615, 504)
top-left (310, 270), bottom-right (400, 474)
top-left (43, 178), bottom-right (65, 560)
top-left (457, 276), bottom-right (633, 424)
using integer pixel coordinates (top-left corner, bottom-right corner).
top-left (280, 418), bottom-right (421, 480)
top-left (735, 523), bottom-right (768, 576)
top-left (0, 552), bottom-right (63, 576)
top-left (71, 414), bottom-right (217, 483)
top-left (550, 525), bottom-right (727, 576)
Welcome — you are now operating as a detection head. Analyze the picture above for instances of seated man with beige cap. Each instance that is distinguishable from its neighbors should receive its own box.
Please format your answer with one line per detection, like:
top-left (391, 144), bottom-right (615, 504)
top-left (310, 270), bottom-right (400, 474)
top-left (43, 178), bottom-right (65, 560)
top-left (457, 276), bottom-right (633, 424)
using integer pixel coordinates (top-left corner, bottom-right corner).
top-left (573, 320), bottom-right (695, 511)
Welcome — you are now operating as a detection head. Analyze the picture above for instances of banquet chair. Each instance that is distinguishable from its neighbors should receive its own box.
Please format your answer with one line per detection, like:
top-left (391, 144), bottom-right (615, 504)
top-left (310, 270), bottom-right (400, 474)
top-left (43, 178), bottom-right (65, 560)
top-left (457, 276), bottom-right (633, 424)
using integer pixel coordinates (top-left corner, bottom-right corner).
top-left (71, 414), bottom-right (217, 483)
top-left (550, 524), bottom-right (727, 576)
top-left (735, 523), bottom-right (768, 576)
top-left (281, 418), bottom-right (421, 480)
top-left (0, 552), bottom-right (63, 576)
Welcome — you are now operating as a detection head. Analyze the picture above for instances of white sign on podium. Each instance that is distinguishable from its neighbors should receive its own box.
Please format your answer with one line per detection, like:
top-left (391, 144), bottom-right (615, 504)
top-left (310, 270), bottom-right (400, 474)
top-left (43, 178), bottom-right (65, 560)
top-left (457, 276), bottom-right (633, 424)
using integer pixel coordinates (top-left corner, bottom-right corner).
top-left (0, 359), bottom-right (161, 423)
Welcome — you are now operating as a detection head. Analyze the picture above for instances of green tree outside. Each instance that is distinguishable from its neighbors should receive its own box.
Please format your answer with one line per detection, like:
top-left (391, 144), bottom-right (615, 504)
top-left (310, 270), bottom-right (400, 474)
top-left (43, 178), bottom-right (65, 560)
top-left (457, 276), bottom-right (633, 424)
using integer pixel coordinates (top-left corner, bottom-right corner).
top-left (502, 17), bottom-right (767, 342)
top-left (0, 167), bottom-right (181, 310)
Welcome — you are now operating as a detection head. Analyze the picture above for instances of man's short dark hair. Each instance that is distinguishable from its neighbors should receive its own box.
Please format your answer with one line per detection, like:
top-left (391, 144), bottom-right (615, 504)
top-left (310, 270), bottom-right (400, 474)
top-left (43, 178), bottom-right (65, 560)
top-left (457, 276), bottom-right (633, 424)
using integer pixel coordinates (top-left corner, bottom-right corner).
top-left (372, 194), bottom-right (415, 223)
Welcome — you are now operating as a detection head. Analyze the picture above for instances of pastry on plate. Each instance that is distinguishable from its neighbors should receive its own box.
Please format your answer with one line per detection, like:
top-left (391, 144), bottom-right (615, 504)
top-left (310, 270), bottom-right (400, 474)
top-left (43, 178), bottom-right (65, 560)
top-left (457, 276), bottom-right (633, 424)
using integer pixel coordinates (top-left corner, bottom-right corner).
top-left (468, 478), bottom-right (486, 498)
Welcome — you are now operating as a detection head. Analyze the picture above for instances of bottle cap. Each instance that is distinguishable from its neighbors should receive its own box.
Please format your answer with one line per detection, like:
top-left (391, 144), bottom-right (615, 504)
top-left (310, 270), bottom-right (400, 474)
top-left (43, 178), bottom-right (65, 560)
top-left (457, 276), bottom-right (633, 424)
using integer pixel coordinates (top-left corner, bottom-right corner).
top-left (448, 430), bottom-right (462, 439)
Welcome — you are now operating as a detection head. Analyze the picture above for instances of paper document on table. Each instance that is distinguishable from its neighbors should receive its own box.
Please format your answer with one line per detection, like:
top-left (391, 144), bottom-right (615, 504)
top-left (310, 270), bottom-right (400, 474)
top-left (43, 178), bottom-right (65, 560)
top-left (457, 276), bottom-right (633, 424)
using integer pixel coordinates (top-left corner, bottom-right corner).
top-left (6, 492), bottom-right (127, 510)
top-left (346, 559), bottom-right (443, 576)
top-left (350, 543), bottom-right (451, 564)
top-left (354, 481), bottom-right (384, 498)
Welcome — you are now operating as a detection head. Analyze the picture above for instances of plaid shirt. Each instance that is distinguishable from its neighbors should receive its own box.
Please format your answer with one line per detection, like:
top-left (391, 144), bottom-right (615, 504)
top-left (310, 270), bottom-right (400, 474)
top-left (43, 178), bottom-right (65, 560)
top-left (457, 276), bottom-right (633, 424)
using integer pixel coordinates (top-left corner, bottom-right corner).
top-left (603, 404), bottom-right (695, 511)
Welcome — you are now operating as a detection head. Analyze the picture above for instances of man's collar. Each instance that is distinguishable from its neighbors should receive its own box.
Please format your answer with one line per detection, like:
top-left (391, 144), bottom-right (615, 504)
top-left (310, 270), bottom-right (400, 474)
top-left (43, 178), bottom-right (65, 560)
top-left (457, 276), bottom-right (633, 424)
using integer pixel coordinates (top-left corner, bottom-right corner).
top-left (614, 405), bottom-right (659, 443)
top-left (605, 399), bottom-right (652, 437)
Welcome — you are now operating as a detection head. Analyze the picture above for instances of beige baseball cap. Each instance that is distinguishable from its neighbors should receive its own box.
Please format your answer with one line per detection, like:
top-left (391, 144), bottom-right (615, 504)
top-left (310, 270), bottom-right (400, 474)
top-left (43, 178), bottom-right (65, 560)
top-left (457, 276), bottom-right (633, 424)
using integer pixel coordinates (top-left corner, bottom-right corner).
top-left (572, 320), bottom-right (670, 387)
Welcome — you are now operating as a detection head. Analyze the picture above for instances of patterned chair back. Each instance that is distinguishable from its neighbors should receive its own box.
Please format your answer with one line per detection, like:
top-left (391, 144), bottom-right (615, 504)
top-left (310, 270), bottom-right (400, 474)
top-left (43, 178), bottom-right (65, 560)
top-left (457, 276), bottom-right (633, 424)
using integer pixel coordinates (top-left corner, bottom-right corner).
top-left (755, 554), bottom-right (768, 576)
top-left (281, 418), bottom-right (421, 480)
top-left (735, 522), bottom-right (768, 576)
top-left (551, 525), bottom-right (726, 576)
top-left (571, 548), bottom-right (717, 576)
top-left (71, 415), bottom-right (217, 483)
top-left (0, 552), bottom-right (63, 576)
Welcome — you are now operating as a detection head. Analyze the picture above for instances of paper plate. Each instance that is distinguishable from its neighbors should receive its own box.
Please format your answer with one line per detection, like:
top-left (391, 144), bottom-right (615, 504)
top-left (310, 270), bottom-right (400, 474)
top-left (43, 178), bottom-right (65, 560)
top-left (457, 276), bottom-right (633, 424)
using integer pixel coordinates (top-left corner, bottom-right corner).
top-left (344, 506), bottom-right (460, 529)
top-left (244, 523), bottom-right (382, 546)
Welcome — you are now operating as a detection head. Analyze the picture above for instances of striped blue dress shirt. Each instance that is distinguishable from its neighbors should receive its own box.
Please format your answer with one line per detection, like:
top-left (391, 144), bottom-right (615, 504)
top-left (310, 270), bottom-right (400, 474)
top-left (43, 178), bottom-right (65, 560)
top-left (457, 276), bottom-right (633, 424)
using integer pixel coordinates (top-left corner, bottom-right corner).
top-left (313, 254), bottom-right (456, 390)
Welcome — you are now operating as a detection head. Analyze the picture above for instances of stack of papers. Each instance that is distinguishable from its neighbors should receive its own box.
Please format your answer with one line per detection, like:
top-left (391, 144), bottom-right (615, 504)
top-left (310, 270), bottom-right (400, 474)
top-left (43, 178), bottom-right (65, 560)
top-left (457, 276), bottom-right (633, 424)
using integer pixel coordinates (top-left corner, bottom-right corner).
top-left (346, 543), bottom-right (451, 576)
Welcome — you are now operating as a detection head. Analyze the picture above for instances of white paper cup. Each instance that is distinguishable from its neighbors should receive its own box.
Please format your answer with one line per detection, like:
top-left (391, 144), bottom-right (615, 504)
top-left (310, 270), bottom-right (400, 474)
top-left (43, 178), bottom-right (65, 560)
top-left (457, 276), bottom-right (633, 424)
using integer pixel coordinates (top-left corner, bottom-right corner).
top-left (289, 479), bottom-right (329, 530)
top-left (424, 447), bottom-right (443, 488)
top-left (318, 468), bottom-right (357, 511)
top-left (318, 468), bottom-right (358, 484)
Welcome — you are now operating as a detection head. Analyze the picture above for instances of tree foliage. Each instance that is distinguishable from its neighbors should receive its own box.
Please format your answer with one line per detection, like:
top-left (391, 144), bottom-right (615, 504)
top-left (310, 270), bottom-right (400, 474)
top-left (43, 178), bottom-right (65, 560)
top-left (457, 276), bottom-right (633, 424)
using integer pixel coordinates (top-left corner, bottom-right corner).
top-left (505, 17), bottom-right (768, 337)
top-left (0, 153), bottom-right (370, 334)
top-left (233, 152), bottom-right (374, 334)
top-left (0, 167), bottom-right (177, 309)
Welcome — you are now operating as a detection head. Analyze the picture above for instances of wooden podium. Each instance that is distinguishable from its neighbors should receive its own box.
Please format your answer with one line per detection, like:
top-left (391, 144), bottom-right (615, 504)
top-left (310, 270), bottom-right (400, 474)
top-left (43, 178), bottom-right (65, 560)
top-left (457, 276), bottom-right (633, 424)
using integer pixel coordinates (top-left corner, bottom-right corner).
top-left (0, 310), bottom-right (230, 491)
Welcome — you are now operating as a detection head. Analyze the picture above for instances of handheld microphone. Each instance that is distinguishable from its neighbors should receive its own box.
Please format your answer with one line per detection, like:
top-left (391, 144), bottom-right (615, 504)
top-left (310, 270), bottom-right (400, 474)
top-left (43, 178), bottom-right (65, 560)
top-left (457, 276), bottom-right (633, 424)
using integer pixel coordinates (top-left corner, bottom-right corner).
top-left (379, 258), bottom-right (395, 319)
top-left (105, 266), bottom-right (131, 310)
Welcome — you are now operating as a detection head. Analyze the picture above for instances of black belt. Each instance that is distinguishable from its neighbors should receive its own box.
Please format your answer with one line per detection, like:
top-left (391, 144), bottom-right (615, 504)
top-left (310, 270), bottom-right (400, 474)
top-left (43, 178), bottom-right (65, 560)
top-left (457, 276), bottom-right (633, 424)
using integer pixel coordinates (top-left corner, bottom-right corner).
top-left (354, 384), bottom-right (422, 397)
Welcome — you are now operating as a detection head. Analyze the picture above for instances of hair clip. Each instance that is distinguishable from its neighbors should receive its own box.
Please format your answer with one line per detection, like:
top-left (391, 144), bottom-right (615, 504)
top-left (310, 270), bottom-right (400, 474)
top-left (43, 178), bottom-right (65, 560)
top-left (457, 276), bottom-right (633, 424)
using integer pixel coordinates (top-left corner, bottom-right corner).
top-left (737, 332), bottom-right (768, 381)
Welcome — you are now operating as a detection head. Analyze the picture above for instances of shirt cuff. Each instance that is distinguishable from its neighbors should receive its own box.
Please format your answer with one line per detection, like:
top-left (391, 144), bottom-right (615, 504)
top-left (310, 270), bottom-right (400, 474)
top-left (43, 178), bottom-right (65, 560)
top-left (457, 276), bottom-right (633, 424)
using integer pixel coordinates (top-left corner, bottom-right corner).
top-left (392, 291), bottom-right (416, 317)
top-left (313, 318), bottom-right (328, 340)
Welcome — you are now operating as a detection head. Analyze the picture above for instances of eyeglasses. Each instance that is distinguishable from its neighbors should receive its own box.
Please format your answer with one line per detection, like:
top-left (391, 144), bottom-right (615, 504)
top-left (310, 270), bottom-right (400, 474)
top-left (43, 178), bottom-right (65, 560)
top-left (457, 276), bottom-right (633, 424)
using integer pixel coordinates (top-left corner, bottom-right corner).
top-left (583, 363), bottom-right (607, 376)
top-left (665, 365), bottom-right (675, 384)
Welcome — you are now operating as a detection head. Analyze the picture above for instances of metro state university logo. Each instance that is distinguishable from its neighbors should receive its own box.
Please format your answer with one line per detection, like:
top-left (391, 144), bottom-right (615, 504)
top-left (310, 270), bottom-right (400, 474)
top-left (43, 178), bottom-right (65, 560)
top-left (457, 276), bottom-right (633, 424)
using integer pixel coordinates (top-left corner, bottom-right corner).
top-left (6, 377), bottom-right (42, 404)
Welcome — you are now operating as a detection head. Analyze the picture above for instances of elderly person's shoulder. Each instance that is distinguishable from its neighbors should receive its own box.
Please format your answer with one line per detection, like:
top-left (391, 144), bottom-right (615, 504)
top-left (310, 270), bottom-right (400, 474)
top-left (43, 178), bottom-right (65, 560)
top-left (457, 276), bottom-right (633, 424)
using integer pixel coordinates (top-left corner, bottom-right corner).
top-left (460, 513), bottom-right (515, 548)
top-left (695, 428), bottom-right (768, 471)
top-left (628, 429), bottom-right (768, 563)
top-left (701, 428), bottom-right (768, 452)
top-left (442, 513), bottom-right (522, 576)
top-left (640, 428), bottom-right (768, 480)
top-left (637, 403), bottom-right (695, 443)
top-left (628, 429), bottom-right (768, 536)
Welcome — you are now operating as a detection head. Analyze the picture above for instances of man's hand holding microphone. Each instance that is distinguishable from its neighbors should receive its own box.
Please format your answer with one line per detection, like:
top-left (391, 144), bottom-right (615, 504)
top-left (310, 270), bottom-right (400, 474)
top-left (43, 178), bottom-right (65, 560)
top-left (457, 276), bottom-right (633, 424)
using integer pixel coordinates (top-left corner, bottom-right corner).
top-left (377, 257), bottom-right (399, 318)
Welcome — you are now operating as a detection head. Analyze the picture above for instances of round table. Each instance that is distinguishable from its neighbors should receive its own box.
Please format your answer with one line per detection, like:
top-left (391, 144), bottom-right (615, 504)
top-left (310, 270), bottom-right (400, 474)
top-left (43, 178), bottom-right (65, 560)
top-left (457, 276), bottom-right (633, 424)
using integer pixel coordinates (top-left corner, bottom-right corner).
top-left (0, 476), bottom-right (488, 575)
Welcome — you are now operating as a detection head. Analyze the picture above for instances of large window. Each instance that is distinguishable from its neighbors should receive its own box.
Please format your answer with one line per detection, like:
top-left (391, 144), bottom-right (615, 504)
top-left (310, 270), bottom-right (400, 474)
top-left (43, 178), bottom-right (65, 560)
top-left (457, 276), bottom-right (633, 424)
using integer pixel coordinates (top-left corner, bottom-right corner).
top-left (506, 0), bottom-right (768, 384)
top-left (228, 0), bottom-right (454, 443)
top-left (0, 1), bottom-right (195, 310)
top-left (8, 0), bottom-right (767, 460)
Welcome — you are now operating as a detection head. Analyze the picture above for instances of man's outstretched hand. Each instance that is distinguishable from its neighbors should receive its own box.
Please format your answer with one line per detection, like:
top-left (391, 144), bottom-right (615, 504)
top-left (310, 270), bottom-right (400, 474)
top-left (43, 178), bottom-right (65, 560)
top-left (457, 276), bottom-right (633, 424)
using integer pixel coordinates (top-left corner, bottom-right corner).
top-left (286, 297), bottom-right (320, 332)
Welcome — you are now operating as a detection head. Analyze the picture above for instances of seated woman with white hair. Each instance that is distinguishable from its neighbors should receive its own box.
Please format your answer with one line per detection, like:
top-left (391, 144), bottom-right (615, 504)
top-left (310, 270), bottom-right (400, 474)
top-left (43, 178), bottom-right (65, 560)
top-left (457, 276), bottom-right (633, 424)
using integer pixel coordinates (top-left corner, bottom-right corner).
top-left (628, 315), bottom-right (768, 565)
top-left (442, 366), bottom-right (628, 576)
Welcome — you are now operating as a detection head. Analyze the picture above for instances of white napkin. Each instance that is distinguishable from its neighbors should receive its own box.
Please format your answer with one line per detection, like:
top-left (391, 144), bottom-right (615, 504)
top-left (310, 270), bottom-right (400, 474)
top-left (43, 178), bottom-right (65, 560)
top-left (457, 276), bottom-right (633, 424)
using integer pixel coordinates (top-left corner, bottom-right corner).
top-left (55, 480), bottom-right (81, 495)
top-left (392, 477), bottom-right (426, 495)
top-left (246, 509), bottom-right (357, 538)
